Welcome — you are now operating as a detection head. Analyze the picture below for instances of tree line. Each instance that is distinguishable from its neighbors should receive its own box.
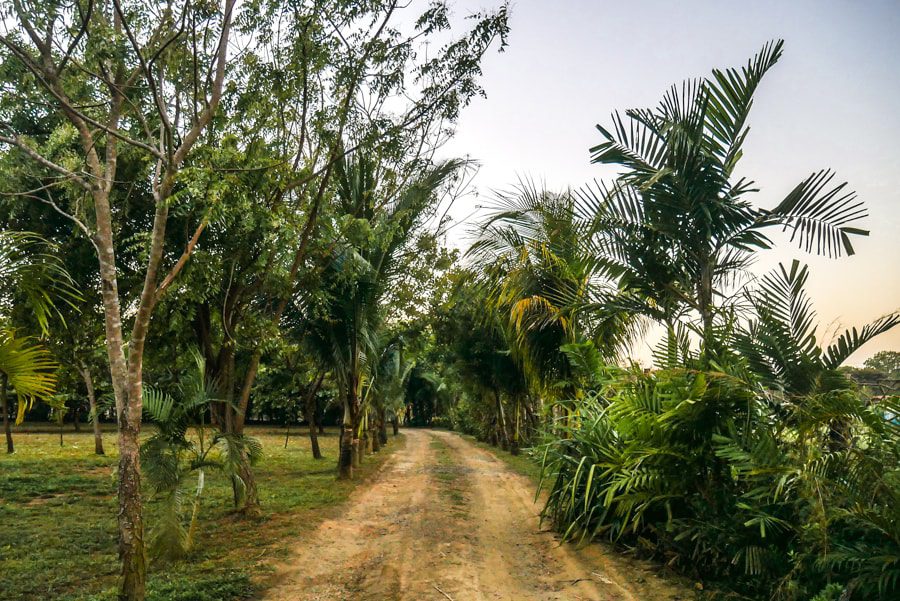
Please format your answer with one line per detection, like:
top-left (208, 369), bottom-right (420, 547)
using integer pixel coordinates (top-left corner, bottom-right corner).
top-left (0, 1), bottom-right (508, 600)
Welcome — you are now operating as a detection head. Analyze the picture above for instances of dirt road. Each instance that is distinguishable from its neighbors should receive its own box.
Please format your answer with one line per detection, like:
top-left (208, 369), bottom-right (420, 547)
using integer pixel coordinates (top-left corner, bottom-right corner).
top-left (263, 429), bottom-right (686, 601)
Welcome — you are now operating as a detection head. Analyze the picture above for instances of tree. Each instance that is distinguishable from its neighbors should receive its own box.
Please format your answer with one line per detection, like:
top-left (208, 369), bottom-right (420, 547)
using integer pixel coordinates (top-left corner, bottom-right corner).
top-left (146, 0), bottom-right (509, 509)
top-left (0, 2), bottom-right (237, 597)
top-left (469, 181), bottom-right (638, 403)
top-left (582, 40), bottom-right (868, 360)
top-left (431, 274), bottom-right (529, 449)
top-left (864, 350), bottom-right (900, 377)
top-left (303, 153), bottom-right (461, 478)
top-left (141, 349), bottom-right (260, 561)
top-left (736, 260), bottom-right (899, 449)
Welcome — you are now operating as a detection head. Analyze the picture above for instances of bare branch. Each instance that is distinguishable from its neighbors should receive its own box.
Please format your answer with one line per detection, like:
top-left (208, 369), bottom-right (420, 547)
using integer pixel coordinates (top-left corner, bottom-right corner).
top-left (156, 218), bottom-right (209, 297)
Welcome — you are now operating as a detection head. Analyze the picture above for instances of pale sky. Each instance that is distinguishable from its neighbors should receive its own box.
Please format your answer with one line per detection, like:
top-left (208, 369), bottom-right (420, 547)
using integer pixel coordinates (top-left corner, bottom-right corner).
top-left (440, 0), bottom-right (900, 365)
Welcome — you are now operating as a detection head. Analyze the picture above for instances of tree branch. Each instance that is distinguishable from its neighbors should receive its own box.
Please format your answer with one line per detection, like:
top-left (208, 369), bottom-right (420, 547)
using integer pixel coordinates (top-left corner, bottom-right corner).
top-left (0, 134), bottom-right (93, 191)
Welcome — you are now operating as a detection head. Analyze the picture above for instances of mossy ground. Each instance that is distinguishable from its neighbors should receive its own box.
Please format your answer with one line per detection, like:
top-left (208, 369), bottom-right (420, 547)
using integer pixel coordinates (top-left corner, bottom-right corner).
top-left (0, 424), bottom-right (403, 601)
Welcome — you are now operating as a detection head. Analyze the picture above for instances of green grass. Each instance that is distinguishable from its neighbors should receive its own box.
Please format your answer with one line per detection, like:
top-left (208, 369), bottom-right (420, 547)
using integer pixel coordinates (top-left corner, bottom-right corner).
top-left (429, 437), bottom-right (468, 511)
top-left (0, 425), bottom-right (404, 601)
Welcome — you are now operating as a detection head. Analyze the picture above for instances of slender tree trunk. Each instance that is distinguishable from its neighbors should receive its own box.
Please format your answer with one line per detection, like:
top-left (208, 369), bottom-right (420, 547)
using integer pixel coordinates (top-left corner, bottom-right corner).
top-left (338, 397), bottom-right (354, 479)
top-left (378, 407), bottom-right (388, 446)
top-left (81, 366), bottom-right (105, 455)
top-left (2, 374), bottom-right (12, 454)
top-left (305, 373), bottom-right (325, 460)
top-left (510, 398), bottom-right (520, 456)
top-left (371, 411), bottom-right (380, 453)
top-left (352, 438), bottom-right (361, 468)
top-left (91, 185), bottom-right (146, 601)
top-left (494, 390), bottom-right (509, 451)
top-left (307, 418), bottom-right (322, 458)
top-left (698, 251), bottom-right (715, 364)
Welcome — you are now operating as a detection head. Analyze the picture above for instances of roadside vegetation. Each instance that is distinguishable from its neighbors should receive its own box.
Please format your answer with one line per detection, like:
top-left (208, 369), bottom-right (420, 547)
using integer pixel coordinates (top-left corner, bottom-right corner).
top-left (430, 42), bottom-right (899, 601)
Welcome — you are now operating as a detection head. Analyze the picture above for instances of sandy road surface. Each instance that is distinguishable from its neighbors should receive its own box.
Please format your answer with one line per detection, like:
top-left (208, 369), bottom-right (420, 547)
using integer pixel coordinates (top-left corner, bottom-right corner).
top-left (263, 429), bottom-right (686, 601)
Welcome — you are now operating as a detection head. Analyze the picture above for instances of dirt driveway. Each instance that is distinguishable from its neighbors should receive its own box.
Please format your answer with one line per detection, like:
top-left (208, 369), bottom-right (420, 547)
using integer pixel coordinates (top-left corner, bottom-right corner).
top-left (262, 429), bottom-right (687, 601)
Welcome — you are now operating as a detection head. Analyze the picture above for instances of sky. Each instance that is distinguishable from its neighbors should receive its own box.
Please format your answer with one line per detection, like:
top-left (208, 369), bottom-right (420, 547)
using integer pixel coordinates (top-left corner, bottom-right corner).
top-left (438, 0), bottom-right (900, 366)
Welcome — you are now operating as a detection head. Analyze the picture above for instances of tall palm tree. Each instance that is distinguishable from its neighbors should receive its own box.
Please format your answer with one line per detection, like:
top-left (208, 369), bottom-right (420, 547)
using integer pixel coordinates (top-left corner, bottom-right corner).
top-left (581, 40), bottom-right (868, 359)
top-left (364, 332), bottom-right (414, 449)
top-left (468, 182), bottom-right (638, 423)
top-left (303, 152), bottom-right (461, 478)
top-left (0, 231), bottom-right (76, 452)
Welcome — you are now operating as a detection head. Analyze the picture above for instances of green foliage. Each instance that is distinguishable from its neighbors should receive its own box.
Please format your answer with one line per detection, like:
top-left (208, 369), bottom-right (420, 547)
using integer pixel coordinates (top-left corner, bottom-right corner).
top-left (538, 359), bottom-right (899, 599)
top-left (141, 350), bottom-right (261, 561)
top-left (864, 351), bottom-right (900, 377)
top-left (0, 329), bottom-right (57, 421)
top-left (580, 40), bottom-right (868, 354)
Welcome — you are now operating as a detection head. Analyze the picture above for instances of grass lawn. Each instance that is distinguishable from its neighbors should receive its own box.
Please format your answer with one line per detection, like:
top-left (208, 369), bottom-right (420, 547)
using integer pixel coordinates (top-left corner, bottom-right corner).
top-left (0, 424), bottom-right (404, 601)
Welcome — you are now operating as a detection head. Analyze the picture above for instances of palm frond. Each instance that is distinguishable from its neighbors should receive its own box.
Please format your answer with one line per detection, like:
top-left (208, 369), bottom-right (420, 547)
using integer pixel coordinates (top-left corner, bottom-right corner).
top-left (823, 313), bottom-right (900, 369)
top-left (0, 329), bottom-right (57, 423)
top-left (764, 169), bottom-right (867, 258)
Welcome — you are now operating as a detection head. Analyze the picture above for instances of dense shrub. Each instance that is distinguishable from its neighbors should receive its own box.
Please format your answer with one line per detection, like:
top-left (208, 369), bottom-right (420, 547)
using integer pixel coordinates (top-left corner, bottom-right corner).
top-left (538, 364), bottom-right (899, 600)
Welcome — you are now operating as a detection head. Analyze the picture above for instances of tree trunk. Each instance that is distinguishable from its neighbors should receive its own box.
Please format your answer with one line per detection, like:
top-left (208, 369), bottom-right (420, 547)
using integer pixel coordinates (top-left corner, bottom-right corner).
top-left (307, 418), bottom-right (322, 459)
top-left (352, 437), bottom-right (361, 468)
top-left (305, 373), bottom-right (325, 459)
top-left (82, 366), bottom-right (105, 455)
top-left (371, 414), bottom-right (380, 453)
top-left (339, 423), bottom-right (353, 479)
top-left (93, 179), bottom-right (147, 601)
top-left (338, 387), bottom-right (356, 479)
top-left (697, 251), bottom-right (715, 364)
top-left (378, 408), bottom-right (388, 445)
top-left (235, 454), bottom-right (259, 510)
top-left (1, 374), bottom-right (12, 454)
top-left (510, 398), bottom-right (520, 456)
top-left (495, 390), bottom-right (509, 451)
top-left (228, 351), bottom-right (261, 513)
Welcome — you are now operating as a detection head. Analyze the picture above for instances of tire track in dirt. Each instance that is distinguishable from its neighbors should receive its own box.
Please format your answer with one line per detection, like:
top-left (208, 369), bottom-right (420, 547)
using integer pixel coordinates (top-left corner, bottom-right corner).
top-left (262, 429), bottom-right (687, 601)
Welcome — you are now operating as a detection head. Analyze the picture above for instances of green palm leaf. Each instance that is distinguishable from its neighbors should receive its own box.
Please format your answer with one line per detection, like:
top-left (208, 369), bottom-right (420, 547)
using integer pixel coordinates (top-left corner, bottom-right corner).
top-left (0, 329), bottom-right (58, 423)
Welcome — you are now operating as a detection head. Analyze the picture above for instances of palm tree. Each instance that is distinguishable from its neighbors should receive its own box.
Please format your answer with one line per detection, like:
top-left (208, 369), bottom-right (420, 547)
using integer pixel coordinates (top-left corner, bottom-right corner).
top-left (432, 276), bottom-right (530, 449)
top-left (0, 231), bottom-right (76, 452)
top-left (468, 182), bottom-right (638, 438)
top-left (736, 260), bottom-right (899, 447)
top-left (141, 349), bottom-right (261, 560)
top-left (363, 332), bottom-right (414, 450)
top-left (303, 152), bottom-right (461, 478)
top-left (581, 40), bottom-right (868, 360)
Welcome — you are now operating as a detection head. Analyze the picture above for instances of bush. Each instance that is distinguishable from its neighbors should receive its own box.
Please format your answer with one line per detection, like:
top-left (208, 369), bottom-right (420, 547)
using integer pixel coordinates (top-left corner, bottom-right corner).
top-left (538, 365), bottom-right (900, 600)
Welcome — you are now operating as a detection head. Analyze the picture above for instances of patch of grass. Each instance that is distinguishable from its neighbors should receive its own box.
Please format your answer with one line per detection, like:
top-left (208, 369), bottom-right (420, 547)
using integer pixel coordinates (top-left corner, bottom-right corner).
top-left (429, 437), bottom-right (468, 512)
top-left (1, 425), bottom-right (404, 601)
